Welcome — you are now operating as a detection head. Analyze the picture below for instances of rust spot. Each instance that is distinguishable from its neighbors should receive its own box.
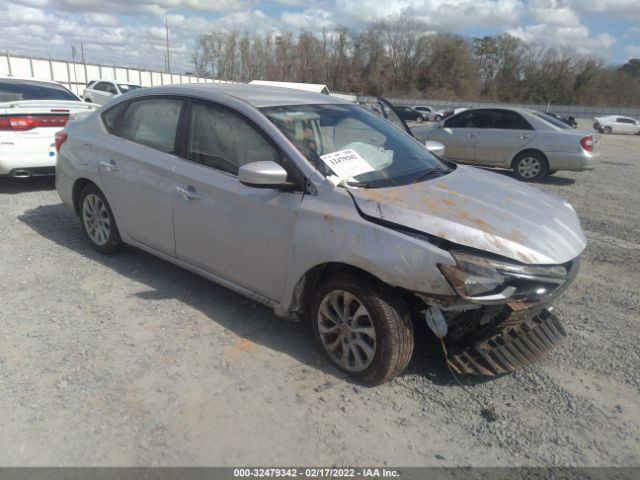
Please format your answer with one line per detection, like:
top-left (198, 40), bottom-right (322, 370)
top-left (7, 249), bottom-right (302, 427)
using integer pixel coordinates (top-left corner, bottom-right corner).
top-left (509, 227), bottom-right (527, 244)
top-left (516, 250), bottom-right (535, 264)
top-left (457, 210), bottom-right (494, 234)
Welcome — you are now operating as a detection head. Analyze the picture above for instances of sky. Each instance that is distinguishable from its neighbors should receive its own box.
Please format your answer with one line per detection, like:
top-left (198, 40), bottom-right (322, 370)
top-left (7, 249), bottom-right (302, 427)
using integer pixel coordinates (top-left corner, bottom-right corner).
top-left (2, 0), bottom-right (640, 73)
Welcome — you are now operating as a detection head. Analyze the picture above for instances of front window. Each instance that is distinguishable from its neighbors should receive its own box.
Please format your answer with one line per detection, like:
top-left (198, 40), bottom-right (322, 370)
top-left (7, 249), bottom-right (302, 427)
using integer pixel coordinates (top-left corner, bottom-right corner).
top-left (261, 103), bottom-right (451, 188)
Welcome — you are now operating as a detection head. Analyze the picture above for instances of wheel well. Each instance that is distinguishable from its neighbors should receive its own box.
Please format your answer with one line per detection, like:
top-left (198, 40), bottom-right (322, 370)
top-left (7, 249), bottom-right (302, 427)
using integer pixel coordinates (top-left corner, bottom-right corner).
top-left (71, 178), bottom-right (94, 216)
top-left (291, 262), bottom-right (415, 321)
top-left (511, 149), bottom-right (549, 169)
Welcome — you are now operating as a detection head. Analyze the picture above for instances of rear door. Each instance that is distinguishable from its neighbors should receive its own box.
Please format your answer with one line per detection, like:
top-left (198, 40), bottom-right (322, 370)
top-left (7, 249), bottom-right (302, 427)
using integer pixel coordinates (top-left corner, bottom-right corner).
top-left (172, 99), bottom-right (303, 301)
top-left (473, 109), bottom-right (535, 166)
top-left (617, 117), bottom-right (636, 134)
top-left (428, 110), bottom-right (480, 162)
top-left (97, 97), bottom-right (183, 256)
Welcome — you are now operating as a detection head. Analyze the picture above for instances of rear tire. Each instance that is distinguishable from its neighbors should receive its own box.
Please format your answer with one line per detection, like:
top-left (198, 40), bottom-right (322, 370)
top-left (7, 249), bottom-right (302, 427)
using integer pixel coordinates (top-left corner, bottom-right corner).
top-left (79, 184), bottom-right (123, 255)
top-left (310, 273), bottom-right (414, 386)
top-left (512, 151), bottom-right (549, 182)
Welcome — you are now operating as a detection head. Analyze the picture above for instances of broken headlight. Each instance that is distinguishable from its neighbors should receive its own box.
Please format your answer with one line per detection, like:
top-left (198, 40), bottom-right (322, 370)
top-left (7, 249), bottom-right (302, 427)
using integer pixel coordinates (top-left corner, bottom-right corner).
top-left (438, 251), bottom-right (569, 304)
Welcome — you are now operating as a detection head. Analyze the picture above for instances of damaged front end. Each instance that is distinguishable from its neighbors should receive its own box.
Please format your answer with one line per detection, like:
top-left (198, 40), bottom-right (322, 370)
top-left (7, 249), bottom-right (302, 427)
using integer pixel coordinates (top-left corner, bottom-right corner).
top-left (417, 250), bottom-right (580, 376)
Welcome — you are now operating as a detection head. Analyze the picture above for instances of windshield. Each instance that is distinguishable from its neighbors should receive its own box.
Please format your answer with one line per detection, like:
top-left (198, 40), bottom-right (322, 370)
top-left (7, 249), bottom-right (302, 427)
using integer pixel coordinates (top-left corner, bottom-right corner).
top-left (261, 103), bottom-right (450, 188)
top-left (0, 80), bottom-right (79, 102)
top-left (536, 112), bottom-right (570, 129)
top-left (118, 84), bottom-right (141, 93)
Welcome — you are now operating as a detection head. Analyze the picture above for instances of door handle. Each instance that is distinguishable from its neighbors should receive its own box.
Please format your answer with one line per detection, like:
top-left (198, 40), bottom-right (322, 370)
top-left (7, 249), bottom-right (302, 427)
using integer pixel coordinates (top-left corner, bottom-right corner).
top-left (467, 133), bottom-right (477, 138)
top-left (176, 185), bottom-right (203, 201)
top-left (99, 159), bottom-right (119, 172)
top-left (519, 134), bottom-right (531, 140)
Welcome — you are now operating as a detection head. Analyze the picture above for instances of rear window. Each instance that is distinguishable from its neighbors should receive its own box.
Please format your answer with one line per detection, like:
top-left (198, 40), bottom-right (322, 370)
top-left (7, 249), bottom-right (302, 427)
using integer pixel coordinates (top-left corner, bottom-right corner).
top-left (0, 80), bottom-right (79, 102)
top-left (535, 112), bottom-right (570, 129)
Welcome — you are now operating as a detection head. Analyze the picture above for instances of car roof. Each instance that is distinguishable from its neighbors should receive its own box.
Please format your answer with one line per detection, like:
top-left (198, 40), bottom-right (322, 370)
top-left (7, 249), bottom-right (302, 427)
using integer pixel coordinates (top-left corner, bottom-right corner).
top-left (0, 75), bottom-right (65, 86)
top-left (124, 83), bottom-right (351, 108)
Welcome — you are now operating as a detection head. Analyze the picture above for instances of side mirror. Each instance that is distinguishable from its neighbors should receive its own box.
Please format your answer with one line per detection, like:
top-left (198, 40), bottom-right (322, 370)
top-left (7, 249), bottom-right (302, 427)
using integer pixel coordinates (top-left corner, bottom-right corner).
top-left (239, 161), bottom-right (289, 188)
top-left (425, 141), bottom-right (445, 156)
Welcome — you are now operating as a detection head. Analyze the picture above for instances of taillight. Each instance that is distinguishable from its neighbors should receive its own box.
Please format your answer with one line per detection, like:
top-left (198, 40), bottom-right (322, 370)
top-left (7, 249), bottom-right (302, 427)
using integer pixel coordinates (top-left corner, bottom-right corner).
top-left (0, 114), bottom-right (69, 131)
top-left (580, 135), bottom-right (594, 152)
top-left (54, 131), bottom-right (68, 152)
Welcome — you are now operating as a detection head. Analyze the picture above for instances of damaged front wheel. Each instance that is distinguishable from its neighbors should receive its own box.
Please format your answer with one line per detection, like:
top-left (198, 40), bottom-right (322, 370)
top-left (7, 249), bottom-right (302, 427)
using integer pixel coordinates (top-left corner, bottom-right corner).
top-left (311, 273), bottom-right (414, 385)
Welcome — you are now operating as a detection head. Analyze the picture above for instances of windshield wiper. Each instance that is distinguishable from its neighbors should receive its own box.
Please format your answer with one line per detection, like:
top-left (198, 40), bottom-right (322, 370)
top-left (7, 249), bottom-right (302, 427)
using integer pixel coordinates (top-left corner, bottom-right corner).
top-left (411, 168), bottom-right (451, 183)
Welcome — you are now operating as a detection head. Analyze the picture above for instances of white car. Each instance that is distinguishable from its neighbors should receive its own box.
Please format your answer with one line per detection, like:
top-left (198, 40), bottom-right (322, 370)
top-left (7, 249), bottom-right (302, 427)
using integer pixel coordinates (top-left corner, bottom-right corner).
top-left (0, 76), bottom-right (98, 178)
top-left (413, 105), bottom-right (444, 122)
top-left (83, 80), bottom-right (142, 105)
top-left (593, 115), bottom-right (640, 134)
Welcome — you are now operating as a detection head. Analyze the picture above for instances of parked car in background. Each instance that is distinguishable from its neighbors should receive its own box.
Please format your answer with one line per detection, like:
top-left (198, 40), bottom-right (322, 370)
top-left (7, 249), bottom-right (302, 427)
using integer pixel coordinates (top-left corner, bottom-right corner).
top-left (543, 112), bottom-right (577, 128)
top-left (394, 105), bottom-right (425, 123)
top-left (56, 84), bottom-right (585, 384)
top-left (592, 115), bottom-right (640, 134)
top-left (426, 107), bottom-right (599, 181)
top-left (83, 80), bottom-right (142, 105)
top-left (0, 76), bottom-right (97, 178)
top-left (360, 97), bottom-right (445, 154)
top-left (412, 105), bottom-right (444, 122)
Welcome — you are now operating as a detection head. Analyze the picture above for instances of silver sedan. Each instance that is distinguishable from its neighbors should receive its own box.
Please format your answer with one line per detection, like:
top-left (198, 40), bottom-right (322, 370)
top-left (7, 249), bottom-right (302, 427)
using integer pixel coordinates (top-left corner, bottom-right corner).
top-left (55, 85), bottom-right (586, 384)
top-left (426, 107), bottom-right (600, 181)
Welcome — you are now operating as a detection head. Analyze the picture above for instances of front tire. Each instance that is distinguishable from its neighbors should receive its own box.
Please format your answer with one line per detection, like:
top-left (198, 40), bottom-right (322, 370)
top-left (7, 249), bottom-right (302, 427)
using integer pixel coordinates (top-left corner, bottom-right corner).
top-left (512, 151), bottom-right (549, 182)
top-left (434, 115), bottom-right (442, 122)
top-left (79, 184), bottom-right (123, 254)
top-left (416, 116), bottom-right (424, 123)
top-left (603, 126), bottom-right (612, 134)
top-left (310, 273), bottom-right (414, 386)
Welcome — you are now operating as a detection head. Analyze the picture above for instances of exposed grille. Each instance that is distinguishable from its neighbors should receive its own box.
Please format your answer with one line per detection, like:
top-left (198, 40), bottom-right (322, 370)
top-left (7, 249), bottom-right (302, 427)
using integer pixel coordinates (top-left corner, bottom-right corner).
top-left (448, 308), bottom-right (566, 376)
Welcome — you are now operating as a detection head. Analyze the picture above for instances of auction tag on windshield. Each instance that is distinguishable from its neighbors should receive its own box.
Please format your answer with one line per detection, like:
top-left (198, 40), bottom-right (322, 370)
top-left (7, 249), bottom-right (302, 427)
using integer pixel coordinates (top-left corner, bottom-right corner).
top-left (320, 149), bottom-right (374, 183)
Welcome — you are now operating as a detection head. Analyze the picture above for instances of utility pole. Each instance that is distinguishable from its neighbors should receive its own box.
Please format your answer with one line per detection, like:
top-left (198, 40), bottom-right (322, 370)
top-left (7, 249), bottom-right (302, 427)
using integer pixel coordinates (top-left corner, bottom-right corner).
top-left (165, 18), bottom-right (171, 74)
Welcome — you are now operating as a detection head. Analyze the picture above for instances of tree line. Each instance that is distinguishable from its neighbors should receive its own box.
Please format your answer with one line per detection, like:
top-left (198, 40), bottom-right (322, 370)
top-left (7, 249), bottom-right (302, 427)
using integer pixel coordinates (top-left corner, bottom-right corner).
top-left (192, 15), bottom-right (640, 107)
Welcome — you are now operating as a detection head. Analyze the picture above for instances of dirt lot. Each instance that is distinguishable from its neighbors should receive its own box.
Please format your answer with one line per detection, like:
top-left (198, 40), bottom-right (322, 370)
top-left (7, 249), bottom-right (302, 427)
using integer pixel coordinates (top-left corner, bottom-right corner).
top-left (0, 120), bottom-right (638, 466)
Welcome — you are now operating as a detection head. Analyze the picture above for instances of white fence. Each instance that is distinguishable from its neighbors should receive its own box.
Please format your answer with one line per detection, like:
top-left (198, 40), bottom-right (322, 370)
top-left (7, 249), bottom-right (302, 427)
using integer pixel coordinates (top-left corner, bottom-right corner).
top-left (0, 52), bottom-right (228, 96)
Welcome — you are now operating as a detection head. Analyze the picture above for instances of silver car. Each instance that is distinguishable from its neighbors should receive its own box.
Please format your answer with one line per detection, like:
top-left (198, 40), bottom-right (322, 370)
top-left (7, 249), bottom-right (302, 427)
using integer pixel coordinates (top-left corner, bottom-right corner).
top-left (56, 85), bottom-right (586, 385)
top-left (413, 105), bottom-right (444, 122)
top-left (426, 107), bottom-right (600, 181)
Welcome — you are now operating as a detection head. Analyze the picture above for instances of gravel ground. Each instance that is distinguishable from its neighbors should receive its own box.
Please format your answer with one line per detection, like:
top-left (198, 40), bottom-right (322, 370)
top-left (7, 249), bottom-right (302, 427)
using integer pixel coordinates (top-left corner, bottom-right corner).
top-left (0, 120), bottom-right (638, 466)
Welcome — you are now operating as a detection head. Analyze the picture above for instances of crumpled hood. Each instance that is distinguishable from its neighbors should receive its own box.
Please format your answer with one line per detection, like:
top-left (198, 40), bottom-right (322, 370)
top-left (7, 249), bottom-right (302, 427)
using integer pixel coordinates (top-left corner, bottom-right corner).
top-left (348, 165), bottom-right (586, 264)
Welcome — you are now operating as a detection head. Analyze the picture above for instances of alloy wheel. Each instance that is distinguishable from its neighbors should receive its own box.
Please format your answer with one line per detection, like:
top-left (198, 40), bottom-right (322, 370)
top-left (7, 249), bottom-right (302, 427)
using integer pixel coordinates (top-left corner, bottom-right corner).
top-left (82, 193), bottom-right (111, 246)
top-left (317, 290), bottom-right (377, 372)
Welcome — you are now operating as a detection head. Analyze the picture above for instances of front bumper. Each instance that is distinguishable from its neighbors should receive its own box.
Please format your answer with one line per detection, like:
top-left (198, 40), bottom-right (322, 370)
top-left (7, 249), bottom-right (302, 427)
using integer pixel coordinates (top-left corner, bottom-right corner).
top-left (447, 308), bottom-right (565, 376)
